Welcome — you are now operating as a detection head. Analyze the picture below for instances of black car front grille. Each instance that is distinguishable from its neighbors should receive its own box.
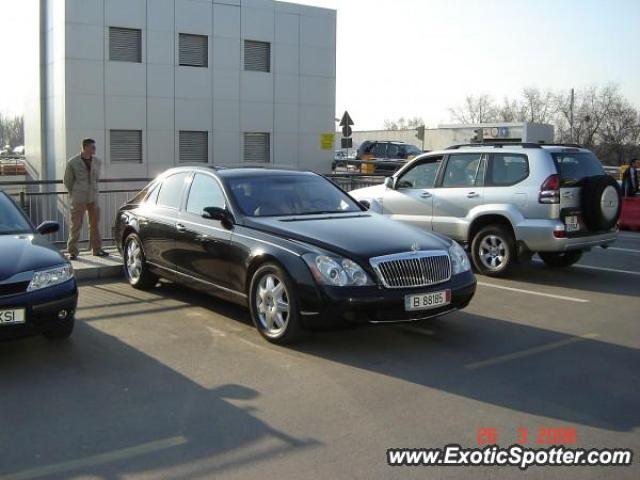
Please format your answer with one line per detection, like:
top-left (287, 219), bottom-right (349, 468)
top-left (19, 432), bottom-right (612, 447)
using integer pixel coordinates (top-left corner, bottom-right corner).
top-left (0, 281), bottom-right (30, 297)
top-left (370, 251), bottom-right (452, 289)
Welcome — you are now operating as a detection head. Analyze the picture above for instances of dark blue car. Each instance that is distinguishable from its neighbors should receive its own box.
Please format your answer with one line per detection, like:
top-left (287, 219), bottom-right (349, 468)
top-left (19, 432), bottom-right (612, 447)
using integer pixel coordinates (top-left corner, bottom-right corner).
top-left (0, 192), bottom-right (77, 340)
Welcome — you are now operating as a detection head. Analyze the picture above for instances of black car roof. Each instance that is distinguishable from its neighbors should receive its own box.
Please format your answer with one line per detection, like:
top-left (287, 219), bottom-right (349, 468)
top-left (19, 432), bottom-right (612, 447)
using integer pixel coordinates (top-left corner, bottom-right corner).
top-left (159, 166), bottom-right (317, 179)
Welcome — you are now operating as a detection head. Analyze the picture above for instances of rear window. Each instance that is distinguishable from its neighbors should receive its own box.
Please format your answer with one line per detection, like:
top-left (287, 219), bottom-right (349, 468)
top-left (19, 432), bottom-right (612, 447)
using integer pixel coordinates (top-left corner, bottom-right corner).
top-left (552, 152), bottom-right (604, 187)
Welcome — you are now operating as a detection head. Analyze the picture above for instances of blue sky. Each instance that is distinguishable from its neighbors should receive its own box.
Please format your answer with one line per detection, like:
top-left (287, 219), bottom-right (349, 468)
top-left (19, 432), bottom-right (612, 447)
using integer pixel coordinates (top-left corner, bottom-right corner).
top-left (2, 0), bottom-right (639, 129)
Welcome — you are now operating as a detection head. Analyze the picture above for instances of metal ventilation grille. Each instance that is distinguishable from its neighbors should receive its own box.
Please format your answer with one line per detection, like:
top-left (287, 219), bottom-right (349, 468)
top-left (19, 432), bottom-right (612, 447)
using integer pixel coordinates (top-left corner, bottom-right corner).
top-left (244, 133), bottom-right (270, 163)
top-left (370, 251), bottom-right (452, 288)
top-left (110, 130), bottom-right (143, 163)
top-left (179, 131), bottom-right (208, 163)
top-left (109, 27), bottom-right (142, 63)
top-left (244, 40), bottom-right (271, 72)
top-left (179, 33), bottom-right (208, 67)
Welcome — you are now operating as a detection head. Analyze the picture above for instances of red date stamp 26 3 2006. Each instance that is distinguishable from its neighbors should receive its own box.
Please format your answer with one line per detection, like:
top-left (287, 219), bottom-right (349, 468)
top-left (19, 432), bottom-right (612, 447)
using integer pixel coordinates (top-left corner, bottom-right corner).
top-left (477, 427), bottom-right (577, 446)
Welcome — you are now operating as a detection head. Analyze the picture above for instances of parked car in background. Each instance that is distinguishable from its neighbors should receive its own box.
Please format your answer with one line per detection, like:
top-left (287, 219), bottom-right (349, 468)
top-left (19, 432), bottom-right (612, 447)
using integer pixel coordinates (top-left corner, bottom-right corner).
top-left (351, 143), bottom-right (620, 277)
top-left (115, 167), bottom-right (476, 344)
top-left (0, 192), bottom-right (77, 340)
top-left (356, 141), bottom-right (424, 175)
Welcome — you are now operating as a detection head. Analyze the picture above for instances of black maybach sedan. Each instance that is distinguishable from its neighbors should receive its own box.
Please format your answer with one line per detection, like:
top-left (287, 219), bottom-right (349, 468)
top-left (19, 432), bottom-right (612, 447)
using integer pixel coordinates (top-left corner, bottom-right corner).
top-left (115, 168), bottom-right (476, 344)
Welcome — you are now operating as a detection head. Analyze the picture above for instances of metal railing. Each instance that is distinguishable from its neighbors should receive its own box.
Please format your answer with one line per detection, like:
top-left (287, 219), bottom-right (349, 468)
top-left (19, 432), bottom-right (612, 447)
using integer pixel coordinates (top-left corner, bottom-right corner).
top-left (0, 174), bottom-right (386, 248)
top-left (0, 178), bottom-right (150, 247)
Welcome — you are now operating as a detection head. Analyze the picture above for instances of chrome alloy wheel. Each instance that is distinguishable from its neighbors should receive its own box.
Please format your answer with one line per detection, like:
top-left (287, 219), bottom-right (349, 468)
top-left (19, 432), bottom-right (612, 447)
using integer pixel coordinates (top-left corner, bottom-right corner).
top-left (479, 235), bottom-right (507, 270)
top-left (255, 274), bottom-right (290, 336)
top-left (126, 237), bottom-right (143, 283)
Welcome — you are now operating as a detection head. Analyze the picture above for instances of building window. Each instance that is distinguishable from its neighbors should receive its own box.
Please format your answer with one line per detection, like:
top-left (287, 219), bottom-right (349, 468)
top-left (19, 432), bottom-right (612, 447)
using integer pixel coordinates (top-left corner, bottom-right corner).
top-left (110, 130), bottom-right (143, 163)
top-left (244, 133), bottom-right (270, 163)
top-left (109, 27), bottom-right (142, 63)
top-left (179, 131), bottom-right (208, 163)
top-left (179, 33), bottom-right (208, 67)
top-left (244, 40), bottom-right (271, 72)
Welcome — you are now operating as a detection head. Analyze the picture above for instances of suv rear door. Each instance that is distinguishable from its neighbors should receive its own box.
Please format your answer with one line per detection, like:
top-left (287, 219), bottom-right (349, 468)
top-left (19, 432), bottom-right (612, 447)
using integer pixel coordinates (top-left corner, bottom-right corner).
top-left (552, 150), bottom-right (606, 232)
top-left (431, 152), bottom-right (485, 241)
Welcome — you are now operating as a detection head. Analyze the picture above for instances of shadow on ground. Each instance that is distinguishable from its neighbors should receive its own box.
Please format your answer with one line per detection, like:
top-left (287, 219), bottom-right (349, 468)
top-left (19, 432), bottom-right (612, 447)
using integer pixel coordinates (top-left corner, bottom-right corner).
top-left (0, 320), bottom-right (318, 479)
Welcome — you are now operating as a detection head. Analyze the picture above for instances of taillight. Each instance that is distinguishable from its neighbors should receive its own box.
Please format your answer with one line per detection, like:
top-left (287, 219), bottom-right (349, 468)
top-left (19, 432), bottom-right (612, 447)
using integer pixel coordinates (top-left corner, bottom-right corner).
top-left (539, 174), bottom-right (560, 204)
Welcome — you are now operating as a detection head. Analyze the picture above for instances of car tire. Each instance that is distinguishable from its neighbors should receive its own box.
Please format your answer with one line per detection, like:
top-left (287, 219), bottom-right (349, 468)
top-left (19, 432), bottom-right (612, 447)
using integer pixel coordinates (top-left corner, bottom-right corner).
top-left (539, 251), bottom-right (583, 268)
top-left (43, 317), bottom-right (75, 340)
top-left (249, 263), bottom-right (305, 345)
top-left (123, 233), bottom-right (158, 289)
top-left (471, 225), bottom-right (516, 277)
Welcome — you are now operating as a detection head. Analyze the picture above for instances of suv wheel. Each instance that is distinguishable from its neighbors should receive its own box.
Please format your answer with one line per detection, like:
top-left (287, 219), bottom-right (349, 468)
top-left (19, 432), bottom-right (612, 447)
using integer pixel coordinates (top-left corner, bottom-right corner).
top-left (471, 225), bottom-right (515, 277)
top-left (539, 251), bottom-right (582, 268)
top-left (249, 264), bottom-right (304, 345)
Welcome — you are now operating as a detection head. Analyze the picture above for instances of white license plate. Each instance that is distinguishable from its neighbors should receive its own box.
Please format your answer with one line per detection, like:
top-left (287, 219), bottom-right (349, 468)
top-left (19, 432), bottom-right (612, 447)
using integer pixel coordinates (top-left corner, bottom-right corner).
top-left (405, 290), bottom-right (451, 312)
top-left (565, 215), bottom-right (580, 232)
top-left (0, 309), bottom-right (26, 325)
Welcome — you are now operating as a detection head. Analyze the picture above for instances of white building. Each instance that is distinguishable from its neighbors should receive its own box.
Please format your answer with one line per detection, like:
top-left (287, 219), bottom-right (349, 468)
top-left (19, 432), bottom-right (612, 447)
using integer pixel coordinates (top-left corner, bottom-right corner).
top-left (25, 0), bottom-right (337, 181)
top-left (351, 122), bottom-right (555, 152)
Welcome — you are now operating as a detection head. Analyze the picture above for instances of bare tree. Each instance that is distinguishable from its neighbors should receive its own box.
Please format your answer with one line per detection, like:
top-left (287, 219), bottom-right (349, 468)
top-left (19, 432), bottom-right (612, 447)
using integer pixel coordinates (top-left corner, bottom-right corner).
top-left (383, 116), bottom-right (425, 130)
top-left (521, 87), bottom-right (556, 123)
top-left (449, 95), bottom-right (498, 124)
top-left (0, 113), bottom-right (24, 149)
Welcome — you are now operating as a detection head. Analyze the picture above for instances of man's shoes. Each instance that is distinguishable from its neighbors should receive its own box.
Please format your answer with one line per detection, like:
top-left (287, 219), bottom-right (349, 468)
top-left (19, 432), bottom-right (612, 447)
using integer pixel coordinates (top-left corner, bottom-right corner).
top-left (93, 250), bottom-right (110, 257)
top-left (68, 253), bottom-right (78, 260)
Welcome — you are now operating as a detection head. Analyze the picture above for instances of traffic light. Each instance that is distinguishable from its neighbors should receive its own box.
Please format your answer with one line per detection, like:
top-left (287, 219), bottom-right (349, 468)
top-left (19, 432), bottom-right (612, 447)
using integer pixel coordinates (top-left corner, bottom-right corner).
top-left (415, 125), bottom-right (425, 141)
top-left (471, 128), bottom-right (483, 143)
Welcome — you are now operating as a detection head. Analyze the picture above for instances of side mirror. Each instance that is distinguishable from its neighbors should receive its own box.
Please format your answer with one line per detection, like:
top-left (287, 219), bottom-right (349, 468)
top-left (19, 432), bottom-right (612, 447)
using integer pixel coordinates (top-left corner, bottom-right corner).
top-left (36, 221), bottom-right (59, 235)
top-left (359, 200), bottom-right (371, 210)
top-left (384, 177), bottom-right (395, 190)
top-left (202, 207), bottom-right (234, 229)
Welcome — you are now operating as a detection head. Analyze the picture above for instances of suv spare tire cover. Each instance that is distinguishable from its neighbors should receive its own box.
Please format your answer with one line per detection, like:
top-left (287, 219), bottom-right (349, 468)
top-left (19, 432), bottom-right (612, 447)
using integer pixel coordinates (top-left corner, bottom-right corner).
top-left (580, 175), bottom-right (621, 231)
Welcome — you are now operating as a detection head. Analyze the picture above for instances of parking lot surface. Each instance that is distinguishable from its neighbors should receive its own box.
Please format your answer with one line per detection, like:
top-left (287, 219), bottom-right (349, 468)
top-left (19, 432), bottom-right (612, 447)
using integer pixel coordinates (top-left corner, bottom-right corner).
top-left (1, 232), bottom-right (639, 479)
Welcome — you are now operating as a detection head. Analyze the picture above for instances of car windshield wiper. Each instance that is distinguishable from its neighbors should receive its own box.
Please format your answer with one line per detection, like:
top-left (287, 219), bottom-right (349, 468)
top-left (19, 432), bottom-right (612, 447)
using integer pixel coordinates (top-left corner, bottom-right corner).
top-left (295, 210), bottom-right (350, 216)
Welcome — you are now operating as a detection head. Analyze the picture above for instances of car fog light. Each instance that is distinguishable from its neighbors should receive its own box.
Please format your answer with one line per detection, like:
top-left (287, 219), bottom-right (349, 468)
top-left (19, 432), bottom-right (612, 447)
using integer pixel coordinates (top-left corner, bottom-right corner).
top-left (58, 309), bottom-right (68, 320)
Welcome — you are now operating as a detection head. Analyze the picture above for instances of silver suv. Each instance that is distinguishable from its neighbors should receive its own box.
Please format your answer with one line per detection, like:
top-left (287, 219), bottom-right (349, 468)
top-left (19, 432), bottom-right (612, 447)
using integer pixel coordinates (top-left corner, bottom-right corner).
top-left (350, 143), bottom-right (621, 277)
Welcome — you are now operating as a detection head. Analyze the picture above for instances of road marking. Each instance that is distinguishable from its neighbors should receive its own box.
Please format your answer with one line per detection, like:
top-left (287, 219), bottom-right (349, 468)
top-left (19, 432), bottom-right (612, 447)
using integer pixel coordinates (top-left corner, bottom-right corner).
top-left (570, 264), bottom-right (640, 276)
top-left (465, 333), bottom-right (599, 370)
top-left (477, 282), bottom-right (589, 303)
top-left (605, 247), bottom-right (640, 254)
top-left (0, 436), bottom-right (187, 480)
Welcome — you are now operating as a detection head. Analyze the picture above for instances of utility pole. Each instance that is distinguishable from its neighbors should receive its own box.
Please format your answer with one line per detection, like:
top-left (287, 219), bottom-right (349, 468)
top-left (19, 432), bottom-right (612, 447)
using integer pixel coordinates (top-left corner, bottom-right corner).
top-left (569, 88), bottom-right (575, 143)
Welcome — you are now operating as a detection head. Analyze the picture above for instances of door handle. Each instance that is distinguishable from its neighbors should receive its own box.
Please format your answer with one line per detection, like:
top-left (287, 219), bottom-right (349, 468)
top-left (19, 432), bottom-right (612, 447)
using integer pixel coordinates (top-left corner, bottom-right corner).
top-left (420, 192), bottom-right (432, 198)
top-left (176, 223), bottom-right (187, 233)
top-left (466, 192), bottom-right (479, 198)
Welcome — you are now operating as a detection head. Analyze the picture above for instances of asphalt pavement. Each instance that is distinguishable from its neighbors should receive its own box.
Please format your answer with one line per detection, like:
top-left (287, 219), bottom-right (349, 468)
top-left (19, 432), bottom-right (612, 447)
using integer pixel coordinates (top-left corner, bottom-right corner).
top-left (1, 232), bottom-right (639, 479)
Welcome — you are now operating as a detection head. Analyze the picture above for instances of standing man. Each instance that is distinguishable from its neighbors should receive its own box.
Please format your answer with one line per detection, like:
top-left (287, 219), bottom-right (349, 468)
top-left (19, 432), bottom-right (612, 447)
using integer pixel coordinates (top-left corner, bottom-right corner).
top-left (621, 158), bottom-right (638, 197)
top-left (63, 138), bottom-right (109, 260)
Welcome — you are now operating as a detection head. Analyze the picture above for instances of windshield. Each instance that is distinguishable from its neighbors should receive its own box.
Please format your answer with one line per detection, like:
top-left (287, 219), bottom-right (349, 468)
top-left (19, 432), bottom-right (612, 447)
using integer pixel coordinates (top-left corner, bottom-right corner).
top-left (406, 145), bottom-right (422, 155)
top-left (0, 194), bottom-right (33, 234)
top-left (552, 151), bottom-right (605, 187)
top-left (227, 174), bottom-right (363, 217)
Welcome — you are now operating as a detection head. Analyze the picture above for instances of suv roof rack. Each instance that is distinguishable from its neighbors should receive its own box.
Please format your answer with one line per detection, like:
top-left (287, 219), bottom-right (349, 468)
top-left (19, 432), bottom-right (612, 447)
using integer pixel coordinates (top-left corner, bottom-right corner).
top-left (538, 143), bottom-right (585, 149)
top-left (446, 142), bottom-right (543, 150)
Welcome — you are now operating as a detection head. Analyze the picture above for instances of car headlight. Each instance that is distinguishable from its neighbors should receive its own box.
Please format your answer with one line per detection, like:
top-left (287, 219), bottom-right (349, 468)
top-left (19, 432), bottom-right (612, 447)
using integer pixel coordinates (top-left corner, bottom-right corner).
top-left (27, 264), bottom-right (74, 291)
top-left (303, 254), bottom-right (372, 286)
top-left (449, 241), bottom-right (471, 275)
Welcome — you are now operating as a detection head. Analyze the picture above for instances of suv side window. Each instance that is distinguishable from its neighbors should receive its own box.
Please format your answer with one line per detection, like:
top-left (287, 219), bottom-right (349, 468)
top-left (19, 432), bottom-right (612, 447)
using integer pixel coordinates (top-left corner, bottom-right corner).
top-left (186, 173), bottom-right (226, 215)
top-left (387, 144), bottom-right (400, 158)
top-left (157, 172), bottom-right (189, 209)
top-left (441, 153), bottom-right (483, 188)
top-left (371, 142), bottom-right (387, 158)
top-left (487, 154), bottom-right (529, 186)
top-left (397, 158), bottom-right (442, 189)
